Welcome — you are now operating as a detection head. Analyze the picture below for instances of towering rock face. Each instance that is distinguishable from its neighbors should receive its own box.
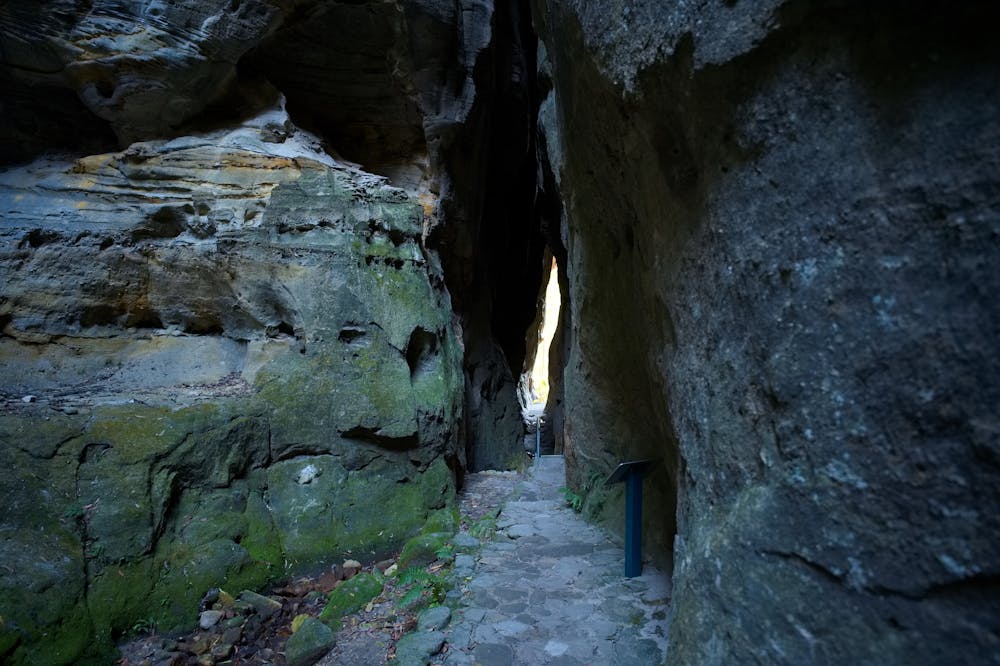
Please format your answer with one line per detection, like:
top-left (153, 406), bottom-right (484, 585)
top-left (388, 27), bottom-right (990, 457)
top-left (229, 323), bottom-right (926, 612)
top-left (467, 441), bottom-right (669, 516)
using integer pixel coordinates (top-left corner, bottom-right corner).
top-left (0, 0), bottom-right (542, 472)
top-left (0, 106), bottom-right (461, 663)
top-left (533, 1), bottom-right (1000, 664)
top-left (0, 0), bottom-right (541, 662)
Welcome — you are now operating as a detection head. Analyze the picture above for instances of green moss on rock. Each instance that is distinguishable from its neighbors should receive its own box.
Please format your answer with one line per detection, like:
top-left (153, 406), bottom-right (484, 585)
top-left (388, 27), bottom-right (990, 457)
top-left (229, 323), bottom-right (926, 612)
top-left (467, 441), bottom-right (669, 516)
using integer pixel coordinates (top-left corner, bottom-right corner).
top-left (240, 489), bottom-right (283, 568)
top-left (86, 559), bottom-right (156, 644)
top-left (0, 411), bottom-right (85, 459)
top-left (87, 404), bottom-right (208, 464)
top-left (319, 573), bottom-right (383, 627)
top-left (149, 538), bottom-right (270, 634)
top-left (285, 617), bottom-right (336, 666)
top-left (0, 521), bottom-right (91, 665)
top-left (1, 600), bottom-right (95, 666)
top-left (268, 456), bottom-right (455, 569)
top-left (421, 507), bottom-right (459, 536)
top-left (0, 138), bottom-right (466, 666)
top-left (398, 533), bottom-right (451, 570)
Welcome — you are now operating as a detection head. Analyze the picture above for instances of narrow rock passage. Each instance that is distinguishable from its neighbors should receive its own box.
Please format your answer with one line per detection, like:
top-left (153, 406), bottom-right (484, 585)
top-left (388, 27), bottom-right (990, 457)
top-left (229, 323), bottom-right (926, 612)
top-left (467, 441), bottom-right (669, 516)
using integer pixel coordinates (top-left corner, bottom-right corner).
top-left (442, 456), bottom-right (670, 665)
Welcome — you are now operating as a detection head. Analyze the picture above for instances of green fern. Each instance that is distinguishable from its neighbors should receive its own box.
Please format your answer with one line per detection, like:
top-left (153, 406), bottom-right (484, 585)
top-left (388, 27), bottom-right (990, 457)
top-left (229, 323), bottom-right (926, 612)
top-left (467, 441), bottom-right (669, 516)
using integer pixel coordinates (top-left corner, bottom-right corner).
top-left (131, 617), bottom-right (157, 636)
top-left (395, 566), bottom-right (451, 611)
top-left (397, 566), bottom-right (431, 586)
top-left (559, 486), bottom-right (583, 513)
top-left (399, 587), bottom-right (425, 608)
top-left (469, 516), bottom-right (497, 540)
top-left (582, 470), bottom-right (609, 518)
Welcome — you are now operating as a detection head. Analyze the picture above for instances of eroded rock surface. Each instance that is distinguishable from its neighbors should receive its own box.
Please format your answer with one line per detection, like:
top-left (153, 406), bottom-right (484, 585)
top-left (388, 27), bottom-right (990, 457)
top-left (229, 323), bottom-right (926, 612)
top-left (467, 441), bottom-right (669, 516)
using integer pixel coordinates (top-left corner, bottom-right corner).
top-left (8, 0), bottom-right (993, 664)
top-left (1, 0), bottom-right (543, 471)
top-left (0, 0), bottom-right (548, 661)
top-left (533, 1), bottom-right (1000, 664)
top-left (0, 105), bottom-right (461, 663)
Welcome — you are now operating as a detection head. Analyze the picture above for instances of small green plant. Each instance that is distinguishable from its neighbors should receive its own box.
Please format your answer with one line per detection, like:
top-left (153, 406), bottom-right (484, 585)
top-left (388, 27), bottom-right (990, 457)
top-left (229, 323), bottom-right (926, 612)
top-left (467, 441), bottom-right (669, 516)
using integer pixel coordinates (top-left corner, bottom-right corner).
top-left (395, 567), bottom-right (451, 610)
top-left (131, 617), bottom-right (157, 636)
top-left (469, 516), bottom-right (497, 540)
top-left (559, 486), bottom-right (583, 513)
top-left (61, 502), bottom-right (85, 522)
top-left (582, 470), bottom-right (609, 519)
top-left (435, 544), bottom-right (455, 561)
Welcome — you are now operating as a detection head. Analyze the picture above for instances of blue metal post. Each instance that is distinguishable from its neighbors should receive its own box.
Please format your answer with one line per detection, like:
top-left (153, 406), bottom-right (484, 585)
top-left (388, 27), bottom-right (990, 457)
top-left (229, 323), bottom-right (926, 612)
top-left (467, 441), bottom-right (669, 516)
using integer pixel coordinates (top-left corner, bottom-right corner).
top-left (605, 458), bottom-right (658, 578)
top-left (624, 469), bottom-right (643, 577)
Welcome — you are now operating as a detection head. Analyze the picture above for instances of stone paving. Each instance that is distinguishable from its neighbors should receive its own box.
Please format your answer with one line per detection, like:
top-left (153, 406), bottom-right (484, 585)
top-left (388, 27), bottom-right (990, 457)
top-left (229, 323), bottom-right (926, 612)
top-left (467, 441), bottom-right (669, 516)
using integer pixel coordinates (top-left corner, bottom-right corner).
top-left (439, 456), bottom-right (670, 665)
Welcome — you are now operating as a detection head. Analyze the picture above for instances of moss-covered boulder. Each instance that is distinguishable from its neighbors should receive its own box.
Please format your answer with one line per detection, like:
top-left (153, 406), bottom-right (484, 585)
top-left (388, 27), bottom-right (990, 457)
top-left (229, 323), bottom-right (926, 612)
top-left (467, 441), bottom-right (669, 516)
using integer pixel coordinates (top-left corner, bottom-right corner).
top-left (319, 574), bottom-right (385, 628)
top-left (268, 456), bottom-right (454, 569)
top-left (420, 507), bottom-right (460, 537)
top-left (396, 505), bottom-right (461, 569)
top-left (285, 617), bottom-right (336, 666)
top-left (398, 533), bottom-right (453, 570)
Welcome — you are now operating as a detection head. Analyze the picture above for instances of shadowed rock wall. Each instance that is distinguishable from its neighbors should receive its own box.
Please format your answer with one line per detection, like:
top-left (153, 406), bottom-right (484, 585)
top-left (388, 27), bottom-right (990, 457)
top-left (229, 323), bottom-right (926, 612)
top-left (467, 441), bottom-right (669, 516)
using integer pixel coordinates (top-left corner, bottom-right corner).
top-left (0, 0), bottom-right (543, 662)
top-left (428, 0), bottom-right (547, 471)
top-left (533, 1), bottom-right (1000, 663)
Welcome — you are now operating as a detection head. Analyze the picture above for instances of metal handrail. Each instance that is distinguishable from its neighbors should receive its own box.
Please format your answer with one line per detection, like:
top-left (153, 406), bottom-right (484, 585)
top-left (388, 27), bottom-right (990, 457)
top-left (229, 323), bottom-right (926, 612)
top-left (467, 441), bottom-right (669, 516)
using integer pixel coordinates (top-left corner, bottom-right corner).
top-left (535, 415), bottom-right (542, 460)
top-left (605, 459), bottom-right (660, 577)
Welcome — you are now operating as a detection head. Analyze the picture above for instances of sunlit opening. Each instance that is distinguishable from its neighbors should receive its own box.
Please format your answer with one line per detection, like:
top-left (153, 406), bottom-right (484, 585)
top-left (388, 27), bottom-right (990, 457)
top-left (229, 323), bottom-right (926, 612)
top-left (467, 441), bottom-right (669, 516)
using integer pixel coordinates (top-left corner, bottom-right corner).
top-left (528, 257), bottom-right (561, 405)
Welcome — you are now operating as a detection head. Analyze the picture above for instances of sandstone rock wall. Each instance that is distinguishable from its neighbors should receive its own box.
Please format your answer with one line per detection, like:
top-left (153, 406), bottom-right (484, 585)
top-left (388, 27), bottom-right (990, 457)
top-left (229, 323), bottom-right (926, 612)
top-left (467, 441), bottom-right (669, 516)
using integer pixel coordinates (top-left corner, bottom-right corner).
top-left (1, 0), bottom-right (543, 473)
top-left (0, 0), bottom-right (543, 661)
top-left (533, 1), bottom-right (1000, 663)
top-left (0, 110), bottom-right (460, 663)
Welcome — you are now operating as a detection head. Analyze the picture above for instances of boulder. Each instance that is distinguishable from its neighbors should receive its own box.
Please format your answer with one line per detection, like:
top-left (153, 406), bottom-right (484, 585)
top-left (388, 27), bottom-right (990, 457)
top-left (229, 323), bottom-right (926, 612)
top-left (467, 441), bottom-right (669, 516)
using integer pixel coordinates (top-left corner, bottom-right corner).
top-left (198, 611), bottom-right (223, 630)
top-left (285, 617), bottom-right (336, 666)
top-left (237, 591), bottom-right (282, 620)
top-left (416, 606), bottom-right (451, 632)
top-left (319, 573), bottom-right (384, 628)
top-left (398, 533), bottom-right (451, 570)
top-left (391, 631), bottom-right (445, 666)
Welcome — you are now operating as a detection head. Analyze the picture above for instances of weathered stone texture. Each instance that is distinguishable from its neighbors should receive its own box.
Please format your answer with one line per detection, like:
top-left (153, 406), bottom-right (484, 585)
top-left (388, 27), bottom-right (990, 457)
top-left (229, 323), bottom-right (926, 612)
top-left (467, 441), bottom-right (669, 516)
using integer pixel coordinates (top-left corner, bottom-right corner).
top-left (0, 0), bottom-right (546, 661)
top-left (0, 0), bottom-right (289, 145)
top-left (0, 107), bottom-right (460, 662)
top-left (534, 1), bottom-right (1000, 664)
top-left (1, 0), bottom-right (543, 476)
